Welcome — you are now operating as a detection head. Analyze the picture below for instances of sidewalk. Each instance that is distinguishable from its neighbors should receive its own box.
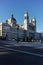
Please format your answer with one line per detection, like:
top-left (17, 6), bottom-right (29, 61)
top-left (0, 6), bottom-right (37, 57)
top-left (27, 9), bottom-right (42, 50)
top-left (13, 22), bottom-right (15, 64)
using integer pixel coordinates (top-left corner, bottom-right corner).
top-left (0, 40), bottom-right (43, 49)
top-left (14, 42), bottom-right (43, 49)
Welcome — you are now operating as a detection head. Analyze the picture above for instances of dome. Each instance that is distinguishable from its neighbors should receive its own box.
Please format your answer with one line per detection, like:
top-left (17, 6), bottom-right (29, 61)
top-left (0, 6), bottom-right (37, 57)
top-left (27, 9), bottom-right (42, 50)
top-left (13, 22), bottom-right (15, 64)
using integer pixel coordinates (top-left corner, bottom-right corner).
top-left (31, 17), bottom-right (36, 22)
top-left (11, 14), bottom-right (16, 22)
top-left (7, 14), bottom-right (17, 26)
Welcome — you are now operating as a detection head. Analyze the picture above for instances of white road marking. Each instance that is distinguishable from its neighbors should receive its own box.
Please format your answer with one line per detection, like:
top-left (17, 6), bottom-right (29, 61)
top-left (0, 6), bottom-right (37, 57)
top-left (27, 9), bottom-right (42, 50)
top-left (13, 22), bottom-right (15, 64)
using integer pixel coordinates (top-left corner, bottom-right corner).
top-left (2, 47), bottom-right (43, 57)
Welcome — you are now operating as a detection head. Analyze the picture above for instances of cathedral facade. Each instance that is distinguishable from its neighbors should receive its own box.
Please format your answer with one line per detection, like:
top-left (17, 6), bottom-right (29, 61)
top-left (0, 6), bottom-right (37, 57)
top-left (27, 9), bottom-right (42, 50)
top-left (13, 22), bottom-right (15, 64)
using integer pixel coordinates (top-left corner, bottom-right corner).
top-left (0, 11), bottom-right (42, 41)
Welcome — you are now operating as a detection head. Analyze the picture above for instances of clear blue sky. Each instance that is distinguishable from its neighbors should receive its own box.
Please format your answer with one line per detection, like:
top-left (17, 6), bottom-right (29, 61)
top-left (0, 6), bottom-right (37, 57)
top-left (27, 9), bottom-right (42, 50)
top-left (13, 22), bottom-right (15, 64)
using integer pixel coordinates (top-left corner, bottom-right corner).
top-left (0, 0), bottom-right (43, 32)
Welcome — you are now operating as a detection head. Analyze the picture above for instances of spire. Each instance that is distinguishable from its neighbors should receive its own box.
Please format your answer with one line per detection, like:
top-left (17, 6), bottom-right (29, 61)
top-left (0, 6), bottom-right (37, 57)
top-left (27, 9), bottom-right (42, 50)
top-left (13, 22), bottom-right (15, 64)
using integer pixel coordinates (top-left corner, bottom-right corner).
top-left (24, 11), bottom-right (28, 16)
top-left (25, 11), bottom-right (28, 15)
top-left (24, 11), bottom-right (29, 20)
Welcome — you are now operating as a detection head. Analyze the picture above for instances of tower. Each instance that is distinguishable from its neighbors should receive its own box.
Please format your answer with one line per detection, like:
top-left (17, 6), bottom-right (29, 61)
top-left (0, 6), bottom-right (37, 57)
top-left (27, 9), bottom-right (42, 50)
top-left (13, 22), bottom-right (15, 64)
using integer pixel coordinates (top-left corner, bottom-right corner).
top-left (24, 11), bottom-right (29, 30)
top-left (31, 17), bottom-right (36, 32)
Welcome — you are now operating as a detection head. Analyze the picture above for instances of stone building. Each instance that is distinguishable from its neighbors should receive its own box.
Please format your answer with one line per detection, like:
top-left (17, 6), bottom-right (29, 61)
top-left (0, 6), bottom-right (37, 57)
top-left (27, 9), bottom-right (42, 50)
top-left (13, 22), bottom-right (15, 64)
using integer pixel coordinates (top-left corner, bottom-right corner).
top-left (0, 11), bottom-right (42, 41)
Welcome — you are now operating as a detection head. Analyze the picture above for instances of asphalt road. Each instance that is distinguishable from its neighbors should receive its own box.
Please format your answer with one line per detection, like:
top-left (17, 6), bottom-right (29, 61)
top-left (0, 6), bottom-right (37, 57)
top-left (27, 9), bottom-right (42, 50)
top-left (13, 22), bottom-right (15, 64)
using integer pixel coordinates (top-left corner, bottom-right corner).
top-left (0, 42), bottom-right (43, 65)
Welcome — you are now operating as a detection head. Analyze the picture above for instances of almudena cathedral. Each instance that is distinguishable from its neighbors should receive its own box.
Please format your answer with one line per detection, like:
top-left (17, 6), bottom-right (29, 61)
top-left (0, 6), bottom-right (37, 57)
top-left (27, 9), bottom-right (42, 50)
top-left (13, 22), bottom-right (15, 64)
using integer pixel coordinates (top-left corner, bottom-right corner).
top-left (0, 11), bottom-right (43, 41)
